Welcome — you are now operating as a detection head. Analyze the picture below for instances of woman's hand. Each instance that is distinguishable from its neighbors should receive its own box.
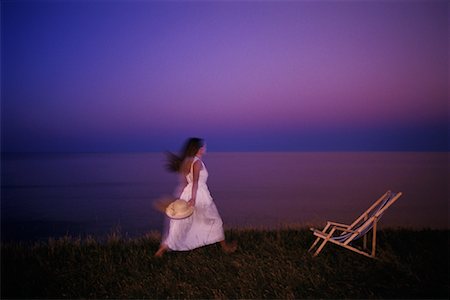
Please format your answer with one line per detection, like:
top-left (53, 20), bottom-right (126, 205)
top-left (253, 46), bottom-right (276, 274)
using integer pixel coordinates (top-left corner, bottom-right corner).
top-left (188, 198), bottom-right (196, 207)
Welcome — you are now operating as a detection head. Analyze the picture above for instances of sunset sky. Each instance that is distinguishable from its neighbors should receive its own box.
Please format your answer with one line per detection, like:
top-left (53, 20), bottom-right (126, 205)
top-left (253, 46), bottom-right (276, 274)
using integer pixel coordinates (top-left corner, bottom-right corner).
top-left (2, 0), bottom-right (448, 152)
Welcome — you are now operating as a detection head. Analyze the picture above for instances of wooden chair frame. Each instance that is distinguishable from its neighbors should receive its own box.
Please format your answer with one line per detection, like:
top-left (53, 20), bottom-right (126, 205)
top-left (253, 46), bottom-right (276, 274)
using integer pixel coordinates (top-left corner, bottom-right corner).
top-left (308, 191), bottom-right (402, 259)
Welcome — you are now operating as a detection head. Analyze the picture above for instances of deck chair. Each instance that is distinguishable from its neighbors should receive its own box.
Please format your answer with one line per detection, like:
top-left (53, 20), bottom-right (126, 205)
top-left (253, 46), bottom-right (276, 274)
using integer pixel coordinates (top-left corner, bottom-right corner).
top-left (308, 191), bottom-right (402, 259)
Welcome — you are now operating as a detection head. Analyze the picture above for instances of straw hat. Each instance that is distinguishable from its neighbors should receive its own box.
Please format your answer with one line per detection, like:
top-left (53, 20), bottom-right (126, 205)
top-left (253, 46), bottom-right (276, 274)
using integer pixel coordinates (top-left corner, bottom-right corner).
top-left (165, 199), bottom-right (194, 219)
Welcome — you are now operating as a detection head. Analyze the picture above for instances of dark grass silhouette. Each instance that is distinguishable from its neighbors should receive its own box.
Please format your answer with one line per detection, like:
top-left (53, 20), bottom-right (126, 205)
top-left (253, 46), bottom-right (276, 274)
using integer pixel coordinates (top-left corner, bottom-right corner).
top-left (2, 228), bottom-right (449, 299)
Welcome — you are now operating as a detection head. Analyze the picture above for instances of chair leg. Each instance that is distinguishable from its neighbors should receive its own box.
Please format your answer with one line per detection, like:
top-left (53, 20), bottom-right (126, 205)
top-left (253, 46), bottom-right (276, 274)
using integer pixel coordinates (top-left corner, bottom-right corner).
top-left (363, 215), bottom-right (368, 250)
top-left (313, 228), bottom-right (336, 257)
top-left (309, 224), bottom-right (331, 253)
top-left (371, 220), bottom-right (377, 257)
top-left (313, 239), bottom-right (328, 257)
top-left (308, 236), bottom-right (322, 253)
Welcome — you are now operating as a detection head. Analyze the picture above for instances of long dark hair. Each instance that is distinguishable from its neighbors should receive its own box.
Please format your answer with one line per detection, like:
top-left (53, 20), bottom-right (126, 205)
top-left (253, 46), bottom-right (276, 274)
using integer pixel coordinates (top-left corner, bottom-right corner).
top-left (166, 137), bottom-right (204, 172)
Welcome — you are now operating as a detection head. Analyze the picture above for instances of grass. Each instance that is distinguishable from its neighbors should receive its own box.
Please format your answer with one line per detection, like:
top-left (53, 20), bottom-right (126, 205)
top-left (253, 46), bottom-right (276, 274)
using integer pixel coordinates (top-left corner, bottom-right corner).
top-left (1, 228), bottom-right (449, 299)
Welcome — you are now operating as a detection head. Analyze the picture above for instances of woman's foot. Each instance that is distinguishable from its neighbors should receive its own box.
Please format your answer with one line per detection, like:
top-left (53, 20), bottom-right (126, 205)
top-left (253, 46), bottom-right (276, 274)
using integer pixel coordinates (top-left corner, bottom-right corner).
top-left (220, 240), bottom-right (238, 253)
top-left (154, 245), bottom-right (168, 257)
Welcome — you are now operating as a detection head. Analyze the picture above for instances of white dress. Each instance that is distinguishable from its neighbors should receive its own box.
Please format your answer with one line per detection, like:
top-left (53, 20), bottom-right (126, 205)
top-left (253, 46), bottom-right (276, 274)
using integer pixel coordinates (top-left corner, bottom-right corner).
top-left (162, 156), bottom-right (225, 251)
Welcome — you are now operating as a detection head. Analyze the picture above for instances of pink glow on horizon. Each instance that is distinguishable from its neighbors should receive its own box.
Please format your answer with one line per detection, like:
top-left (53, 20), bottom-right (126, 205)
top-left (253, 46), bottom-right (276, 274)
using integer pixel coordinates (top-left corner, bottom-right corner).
top-left (2, 0), bottom-right (447, 151)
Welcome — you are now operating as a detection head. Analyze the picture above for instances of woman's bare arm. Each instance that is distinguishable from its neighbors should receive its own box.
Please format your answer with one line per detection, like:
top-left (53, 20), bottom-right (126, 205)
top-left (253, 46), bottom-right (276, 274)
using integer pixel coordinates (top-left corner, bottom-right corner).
top-left (188, 160), bottom-right (201, 207)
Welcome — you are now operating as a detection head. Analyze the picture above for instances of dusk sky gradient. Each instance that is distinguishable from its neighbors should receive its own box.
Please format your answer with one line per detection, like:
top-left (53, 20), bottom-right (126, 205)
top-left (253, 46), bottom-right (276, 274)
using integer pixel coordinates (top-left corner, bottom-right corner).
top-left (2, 0), bottom-right (448, 152)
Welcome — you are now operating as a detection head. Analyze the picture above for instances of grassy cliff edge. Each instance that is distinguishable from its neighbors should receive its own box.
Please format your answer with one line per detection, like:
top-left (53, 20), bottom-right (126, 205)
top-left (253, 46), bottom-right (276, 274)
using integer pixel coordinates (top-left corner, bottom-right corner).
top-left (2, 228), bottom-right (449, 299)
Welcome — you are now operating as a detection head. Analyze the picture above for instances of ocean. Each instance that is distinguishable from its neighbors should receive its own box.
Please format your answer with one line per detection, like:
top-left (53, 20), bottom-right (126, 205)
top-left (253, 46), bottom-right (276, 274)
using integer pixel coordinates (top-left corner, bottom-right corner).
top-left (1, 152), bottom-right (448, 241)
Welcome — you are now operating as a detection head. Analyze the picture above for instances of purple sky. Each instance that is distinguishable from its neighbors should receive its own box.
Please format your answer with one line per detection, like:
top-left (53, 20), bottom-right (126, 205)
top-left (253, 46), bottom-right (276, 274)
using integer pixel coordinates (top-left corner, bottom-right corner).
top-left (2, 0), bottom-right (448, 152)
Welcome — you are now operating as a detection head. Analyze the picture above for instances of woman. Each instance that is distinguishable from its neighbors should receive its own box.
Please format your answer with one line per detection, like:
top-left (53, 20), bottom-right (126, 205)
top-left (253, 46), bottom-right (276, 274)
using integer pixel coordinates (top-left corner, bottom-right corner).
top-left (155, 137), bottom-right (236, 257)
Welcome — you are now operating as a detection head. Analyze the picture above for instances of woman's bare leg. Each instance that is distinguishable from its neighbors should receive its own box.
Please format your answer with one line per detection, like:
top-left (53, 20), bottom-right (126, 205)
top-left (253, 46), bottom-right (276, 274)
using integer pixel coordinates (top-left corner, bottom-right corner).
top-left (154, 244), bottom-right (168, 257)
top-left (220, 240), bottom-right (237, 253)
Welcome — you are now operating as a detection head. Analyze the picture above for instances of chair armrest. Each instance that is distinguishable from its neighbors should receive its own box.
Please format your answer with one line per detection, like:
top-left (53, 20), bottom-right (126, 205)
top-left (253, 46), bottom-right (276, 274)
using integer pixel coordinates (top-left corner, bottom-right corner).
top-left (327, 221), bottom-right (350, 228)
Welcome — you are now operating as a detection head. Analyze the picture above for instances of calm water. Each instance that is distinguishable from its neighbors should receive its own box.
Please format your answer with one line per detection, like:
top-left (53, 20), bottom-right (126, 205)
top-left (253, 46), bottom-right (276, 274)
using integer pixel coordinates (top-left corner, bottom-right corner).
top-left (1, 152), bottom-right (448, 241)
